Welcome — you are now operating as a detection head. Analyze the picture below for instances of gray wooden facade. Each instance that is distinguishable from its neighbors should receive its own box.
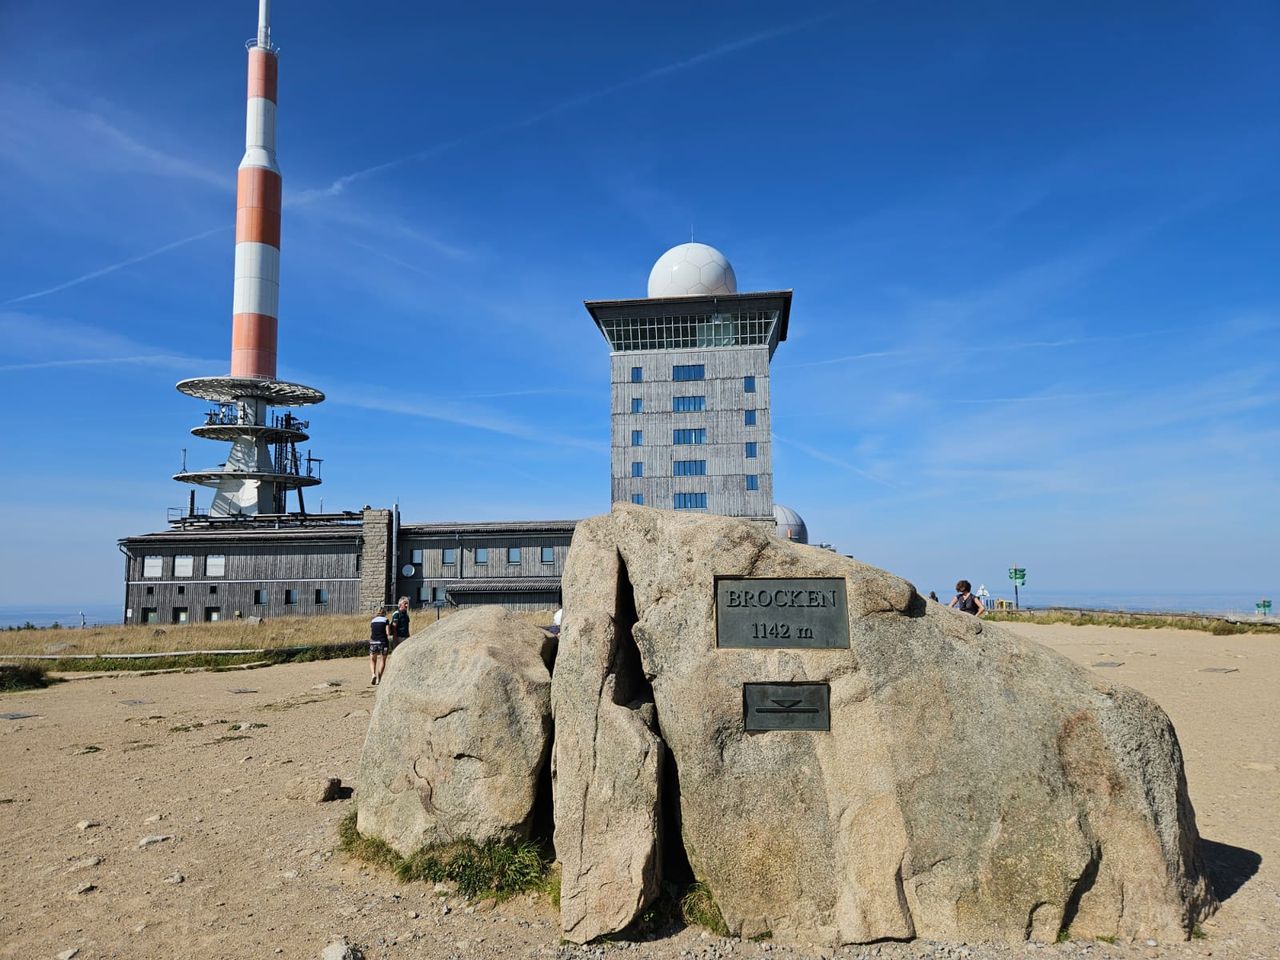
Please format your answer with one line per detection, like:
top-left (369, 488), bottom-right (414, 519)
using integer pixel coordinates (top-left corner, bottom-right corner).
top-left (585, 290), bottom-right (791, 520)
top-left (119, 526), bottom-right (363, 624)
top-left (118, 515), bottom-right (577, 624)
top-left (396, 520), bottom-right (576, 611)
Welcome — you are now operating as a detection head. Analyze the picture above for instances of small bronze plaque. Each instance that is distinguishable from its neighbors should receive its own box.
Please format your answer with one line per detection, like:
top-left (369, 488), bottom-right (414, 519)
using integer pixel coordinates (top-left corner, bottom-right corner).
top-left (716, 577), bottom-right (850, 649)
top-left (743, 682), bottom-right (830, 732)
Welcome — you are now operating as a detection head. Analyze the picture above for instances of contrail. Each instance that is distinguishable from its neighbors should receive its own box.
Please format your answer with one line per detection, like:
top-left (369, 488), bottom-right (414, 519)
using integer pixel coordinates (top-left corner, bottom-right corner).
top-left (0, 354), bottom-right (199, 373)
top-left (10, 9), bottom-right (839, 302)
top-left (774, 433), bottom-right (897, 487)
top-left (296, 9), bottom-right (841, 200)
top-left (3, 226), bottom-right (228, 306)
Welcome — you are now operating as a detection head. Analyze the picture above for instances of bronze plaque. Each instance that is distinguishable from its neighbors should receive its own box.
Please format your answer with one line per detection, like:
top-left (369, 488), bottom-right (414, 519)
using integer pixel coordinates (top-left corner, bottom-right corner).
top-left (716, 577), bottom-right (849, 649)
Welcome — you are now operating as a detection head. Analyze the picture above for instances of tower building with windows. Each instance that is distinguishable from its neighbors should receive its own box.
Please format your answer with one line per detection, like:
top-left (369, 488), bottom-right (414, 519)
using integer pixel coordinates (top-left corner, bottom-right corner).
top-left (585, 243), bottom-right (791, 520)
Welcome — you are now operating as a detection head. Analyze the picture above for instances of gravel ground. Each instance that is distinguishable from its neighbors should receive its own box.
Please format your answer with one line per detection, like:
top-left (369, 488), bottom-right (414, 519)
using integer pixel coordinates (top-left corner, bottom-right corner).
top-left (0, 621), bottom-right (1275, 960)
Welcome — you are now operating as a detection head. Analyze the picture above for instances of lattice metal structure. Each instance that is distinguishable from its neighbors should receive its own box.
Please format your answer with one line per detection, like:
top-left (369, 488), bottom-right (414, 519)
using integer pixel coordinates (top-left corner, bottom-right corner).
top-left (172, 1), bottom-right (325, 518)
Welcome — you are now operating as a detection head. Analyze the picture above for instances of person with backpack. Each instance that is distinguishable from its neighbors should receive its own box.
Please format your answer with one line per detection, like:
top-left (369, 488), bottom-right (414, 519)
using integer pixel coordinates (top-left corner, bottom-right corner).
top-left (369, 605), bottom-right (393, 684)
top-left (390, 596), bottom-right (411, 652)
top-left (949, 580), bottom-right (985, 617)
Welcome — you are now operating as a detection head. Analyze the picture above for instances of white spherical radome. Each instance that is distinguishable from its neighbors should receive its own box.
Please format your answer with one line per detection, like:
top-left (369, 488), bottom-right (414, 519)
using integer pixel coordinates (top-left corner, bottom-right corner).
top-left (647, 243), bottom-right (738, 298)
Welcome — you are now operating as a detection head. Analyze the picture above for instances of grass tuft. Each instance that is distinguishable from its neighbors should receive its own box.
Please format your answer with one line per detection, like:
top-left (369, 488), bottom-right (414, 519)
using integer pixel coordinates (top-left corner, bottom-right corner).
top-left (337, 811), bottom-right (550, 901)
top-left (338, 811), bottom-right (402, 872)
top-left (0, 662), bottom-right (54, 692)
top-left (1192, 924), bottom-right (1208, 940)
top-left (681, 880), bottom-right (729, 937)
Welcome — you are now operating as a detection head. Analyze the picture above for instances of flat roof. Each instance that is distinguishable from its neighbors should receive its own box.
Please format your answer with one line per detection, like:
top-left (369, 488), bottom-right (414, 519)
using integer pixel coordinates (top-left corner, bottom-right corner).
top-left (400, 520), bottom-right (579, 537)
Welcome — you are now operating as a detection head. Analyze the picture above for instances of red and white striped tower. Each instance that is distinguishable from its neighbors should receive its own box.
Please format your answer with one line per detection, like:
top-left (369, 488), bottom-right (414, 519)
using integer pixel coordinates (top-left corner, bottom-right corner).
top-left (232, 0), bottom-right (281, 379)
top-left (175, 1), bottom-right (324, 518)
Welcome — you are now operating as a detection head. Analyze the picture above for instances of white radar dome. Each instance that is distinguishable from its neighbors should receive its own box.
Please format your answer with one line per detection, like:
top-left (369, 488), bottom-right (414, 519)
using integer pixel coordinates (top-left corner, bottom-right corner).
top-left (647, 242), bottom-right (737, 298)
top-left (773, 504), bottom-right (808, 545)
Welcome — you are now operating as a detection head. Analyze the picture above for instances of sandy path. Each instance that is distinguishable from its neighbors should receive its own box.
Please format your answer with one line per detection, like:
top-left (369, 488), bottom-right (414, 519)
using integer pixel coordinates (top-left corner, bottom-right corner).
top-left (0, 623), bottom-right (1275, 960)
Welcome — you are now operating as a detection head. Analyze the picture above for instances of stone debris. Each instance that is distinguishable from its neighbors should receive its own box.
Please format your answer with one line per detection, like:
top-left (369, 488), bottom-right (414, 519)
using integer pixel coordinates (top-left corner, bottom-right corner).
top-left (164, 872), bottom-right (185, 884)
top-left (320, 939), bottom-right (363, 960)
top-left (75, 820), bottom-right (100, 831)
top-left (68, 856), bottom-right (102, 871)
top-left (138, 834), bottom-right (174, 848)
top-left (56, 949), bottom-right (79, 960)
top-left (1091, 661), bottom-right (1125, 668)
top-left (143, 813), bottom-right (164, 824)
top-left (74, 882), bottom-right (96, 895)
top-left (1200, 667), bottom-right (1239, 674)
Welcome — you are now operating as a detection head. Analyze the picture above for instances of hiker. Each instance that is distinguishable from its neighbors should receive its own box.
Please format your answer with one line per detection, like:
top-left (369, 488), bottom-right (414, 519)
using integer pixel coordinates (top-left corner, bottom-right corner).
top-left (369, 605), bottom-right (393, 684)
top-left (949, 580), bottom-right (985, 617)
top-left (390, 596), bottom-right (411, 652)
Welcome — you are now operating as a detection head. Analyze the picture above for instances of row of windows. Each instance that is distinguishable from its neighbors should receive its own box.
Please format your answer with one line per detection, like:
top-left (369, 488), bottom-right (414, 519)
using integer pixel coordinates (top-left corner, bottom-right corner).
top-left (674, 459), bottom-right (706, 476)
top-left (673, 493), bottom-right (708, 510)
top-left (142, 555), bottom-right (226, 578)
top-left (632, 431), bottom-right (758, 455)
top-left (635, 460), bottom-right (741, 477)
top-left (629, 397), bottom-right (758, 420)
top-left (672, 395), bottom-right (705, 412)
top-left (673, 428), bottom-right (706, 445)
top-left (139, 584), bottom-right (330, 604)
top-left (405, 546), bottom-right (555, 566)
top-left (603, 311), bottom-right (780, 352)
top-left (628, 367), bottom-right (758, 394)
top-left (140, 606), bottom-right (223, 625)
top-left (248, 587), bottom-right (328, 605)
top-left (628, 476), bottom-right (760, 507)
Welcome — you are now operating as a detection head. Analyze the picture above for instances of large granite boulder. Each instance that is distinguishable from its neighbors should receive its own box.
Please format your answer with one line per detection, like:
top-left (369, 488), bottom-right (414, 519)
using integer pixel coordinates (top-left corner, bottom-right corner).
top-left (357, 606), bottom-right (554, 856)
top-left (552, 505), bottom-right (1214, 947)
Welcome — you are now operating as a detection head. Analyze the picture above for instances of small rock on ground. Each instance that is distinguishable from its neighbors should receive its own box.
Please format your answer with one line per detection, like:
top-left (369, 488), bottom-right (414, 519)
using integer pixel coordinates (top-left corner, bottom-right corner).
top-left (320, 940), bottom-right (363, 960)
top-left (138, 834), bottom-right (173, 848)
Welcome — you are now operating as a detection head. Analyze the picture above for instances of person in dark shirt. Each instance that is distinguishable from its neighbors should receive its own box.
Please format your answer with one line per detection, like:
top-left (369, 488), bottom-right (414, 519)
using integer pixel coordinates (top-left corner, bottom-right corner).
top-left (369, 606), bottom-right (392, 684)
top-left (949, 580), bottom-right (985, 617)
top-left (390, 597), bottom-right (411, 651)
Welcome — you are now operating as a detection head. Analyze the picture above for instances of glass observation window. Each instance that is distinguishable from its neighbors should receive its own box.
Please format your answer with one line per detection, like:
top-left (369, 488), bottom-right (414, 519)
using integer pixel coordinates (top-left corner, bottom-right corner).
top-left (601, 310), bottom-right (779, 352)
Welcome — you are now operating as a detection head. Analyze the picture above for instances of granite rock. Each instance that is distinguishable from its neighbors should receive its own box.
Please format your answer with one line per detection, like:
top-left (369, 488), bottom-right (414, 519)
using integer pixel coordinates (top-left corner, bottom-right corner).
top-left (552, 505), bottom-right (1214, 946)
top-left (356, 606), bottom-right (555, 856)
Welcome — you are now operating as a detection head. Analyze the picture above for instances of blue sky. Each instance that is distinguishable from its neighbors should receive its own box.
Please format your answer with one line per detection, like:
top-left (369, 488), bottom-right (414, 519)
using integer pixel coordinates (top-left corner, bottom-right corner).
top-left (0, 1), bottom-right (1276, 608)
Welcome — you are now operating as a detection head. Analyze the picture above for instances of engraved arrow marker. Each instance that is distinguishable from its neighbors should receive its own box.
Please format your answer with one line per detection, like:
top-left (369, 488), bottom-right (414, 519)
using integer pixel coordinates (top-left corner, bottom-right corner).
top-left (757, 697), bottom-right (819, 714)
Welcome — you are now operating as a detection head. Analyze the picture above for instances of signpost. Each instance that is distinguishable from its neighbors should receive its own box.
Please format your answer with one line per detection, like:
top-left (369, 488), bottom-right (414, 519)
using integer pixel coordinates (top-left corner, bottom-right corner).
top-left (1258, 599), bottom-right (1272, 618)
top-left (1007, 566), bottom-right (1027, 609)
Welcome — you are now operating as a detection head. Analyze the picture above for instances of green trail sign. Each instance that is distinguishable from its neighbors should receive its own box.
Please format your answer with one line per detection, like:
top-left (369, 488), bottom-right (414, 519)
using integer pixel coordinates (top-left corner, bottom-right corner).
top-left (1008, 566), bottom-right (1027, 608)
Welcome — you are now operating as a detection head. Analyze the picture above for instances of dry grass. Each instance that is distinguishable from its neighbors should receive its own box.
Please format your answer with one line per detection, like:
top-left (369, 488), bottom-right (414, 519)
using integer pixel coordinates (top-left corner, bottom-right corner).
top-left (985, 608), bottom-right (1280, 636)
top-left (0, 607), bottom-right (559, 659)
top-left (0, 613), bottom-right (371, 658)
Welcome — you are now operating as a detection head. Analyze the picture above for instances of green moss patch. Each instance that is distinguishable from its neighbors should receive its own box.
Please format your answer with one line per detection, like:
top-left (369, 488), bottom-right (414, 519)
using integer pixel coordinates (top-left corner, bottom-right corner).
top-left (337, 811), bottom-right (551, 902)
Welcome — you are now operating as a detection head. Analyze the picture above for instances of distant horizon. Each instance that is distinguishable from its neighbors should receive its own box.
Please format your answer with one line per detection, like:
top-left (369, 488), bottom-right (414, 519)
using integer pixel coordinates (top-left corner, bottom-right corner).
top-left (3, 584), bottom-right (1273, 627)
